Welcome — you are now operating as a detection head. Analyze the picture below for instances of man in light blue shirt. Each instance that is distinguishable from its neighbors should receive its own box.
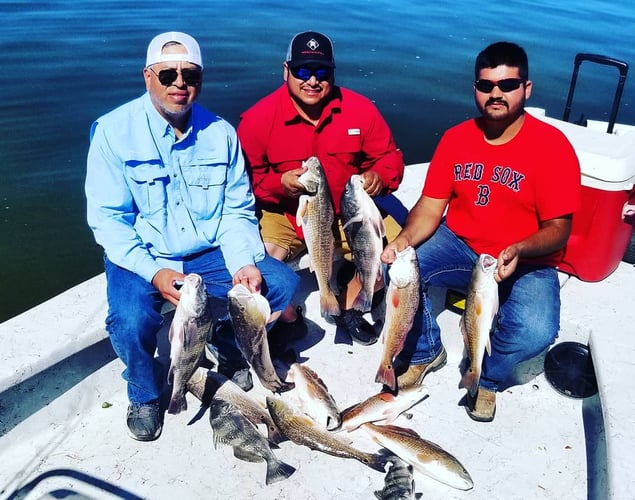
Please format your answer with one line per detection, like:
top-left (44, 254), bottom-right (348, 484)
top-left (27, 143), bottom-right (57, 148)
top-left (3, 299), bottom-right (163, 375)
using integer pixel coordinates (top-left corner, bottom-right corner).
top-left (86, 32), bottom-right (299, 442)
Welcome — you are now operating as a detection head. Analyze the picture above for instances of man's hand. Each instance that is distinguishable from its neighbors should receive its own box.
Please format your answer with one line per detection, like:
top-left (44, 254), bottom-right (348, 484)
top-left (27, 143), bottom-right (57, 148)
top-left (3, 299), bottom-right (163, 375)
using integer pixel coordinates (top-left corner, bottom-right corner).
top-left (233, 265), bottom-right (262, 293)
top-left (495, 245), bottom-right (520, 282)
top-left (361, 171), bottom-right (384, 197)
top-left (281, 166), bottom-right (309, 198)
top-left (151, 268), bottom-right (187, 306)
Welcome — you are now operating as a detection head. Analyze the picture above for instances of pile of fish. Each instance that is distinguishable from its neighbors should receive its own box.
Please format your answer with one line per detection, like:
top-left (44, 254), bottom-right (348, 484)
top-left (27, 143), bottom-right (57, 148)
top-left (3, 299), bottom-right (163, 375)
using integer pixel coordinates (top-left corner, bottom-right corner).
top-left (164, 179), bottom-right (506, 495)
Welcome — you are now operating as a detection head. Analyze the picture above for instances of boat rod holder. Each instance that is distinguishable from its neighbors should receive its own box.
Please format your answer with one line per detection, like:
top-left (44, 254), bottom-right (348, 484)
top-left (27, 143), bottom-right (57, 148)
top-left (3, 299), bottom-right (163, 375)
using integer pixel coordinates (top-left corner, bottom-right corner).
top-left (562, 53), bottom-right (629, 134)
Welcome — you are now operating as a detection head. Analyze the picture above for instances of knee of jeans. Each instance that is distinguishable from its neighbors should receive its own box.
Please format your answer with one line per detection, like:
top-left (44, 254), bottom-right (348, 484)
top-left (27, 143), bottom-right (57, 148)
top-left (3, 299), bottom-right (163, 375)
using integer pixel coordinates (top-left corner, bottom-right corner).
top-left (107, 306), bottom-right (162, 341)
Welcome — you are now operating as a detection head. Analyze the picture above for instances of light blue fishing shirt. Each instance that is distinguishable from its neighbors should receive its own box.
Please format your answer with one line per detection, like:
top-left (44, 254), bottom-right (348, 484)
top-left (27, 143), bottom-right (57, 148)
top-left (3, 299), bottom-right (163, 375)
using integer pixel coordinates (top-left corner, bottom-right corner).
top-left (86, 92), bottom-right (265, 283)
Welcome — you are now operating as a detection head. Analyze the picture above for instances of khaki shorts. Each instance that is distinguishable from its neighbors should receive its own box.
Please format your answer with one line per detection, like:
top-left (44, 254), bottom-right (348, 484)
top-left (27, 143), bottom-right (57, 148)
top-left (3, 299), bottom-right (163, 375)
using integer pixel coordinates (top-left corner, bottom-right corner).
top-left (259, 208), bottom-right (402, 262)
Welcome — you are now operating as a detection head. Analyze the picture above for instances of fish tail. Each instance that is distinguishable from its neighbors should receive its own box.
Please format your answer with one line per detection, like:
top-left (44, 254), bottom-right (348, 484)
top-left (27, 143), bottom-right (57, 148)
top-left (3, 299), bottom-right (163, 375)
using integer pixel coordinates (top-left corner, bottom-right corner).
top-left (352, 290), bottom-right (372, 313)
top-left (374, 362), bottom-right (397, 391)
top-left (265, 458), bottom-right (297, 485)
top-left (365, 452), bottom-right (389, 473)
top-left (461, 367), bottom-right (480, 397)
top-left (267, 425), bottom-right (287, 446)
top-left (320, 289), bottom-right (341, 318)
top-left (167, 393), bottom-right (187, 415)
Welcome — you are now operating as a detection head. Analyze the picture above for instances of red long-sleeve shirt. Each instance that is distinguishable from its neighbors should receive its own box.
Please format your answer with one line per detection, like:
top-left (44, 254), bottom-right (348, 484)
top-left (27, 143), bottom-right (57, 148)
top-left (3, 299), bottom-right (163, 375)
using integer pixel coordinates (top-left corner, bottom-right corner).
top-left (238, 85), bottom-right (404, 226)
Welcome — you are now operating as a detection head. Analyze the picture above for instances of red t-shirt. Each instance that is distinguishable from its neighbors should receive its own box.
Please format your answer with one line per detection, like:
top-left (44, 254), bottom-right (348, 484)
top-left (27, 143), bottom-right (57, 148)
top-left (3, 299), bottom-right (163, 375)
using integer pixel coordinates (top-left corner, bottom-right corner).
top-left (238, 85), bottom-right (404, 223)
top-left (423, 113), bottom-right (581, 266)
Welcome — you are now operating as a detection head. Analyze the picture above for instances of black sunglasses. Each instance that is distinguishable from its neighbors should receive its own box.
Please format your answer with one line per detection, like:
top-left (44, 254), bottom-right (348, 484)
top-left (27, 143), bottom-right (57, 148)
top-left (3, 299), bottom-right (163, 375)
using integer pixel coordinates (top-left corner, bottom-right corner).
top-left (289, 66), bottom-right (332, 81)
top-left (149, 66), bottom-right (202, 87)
top-left (474, 78), bottom-right (525, 93)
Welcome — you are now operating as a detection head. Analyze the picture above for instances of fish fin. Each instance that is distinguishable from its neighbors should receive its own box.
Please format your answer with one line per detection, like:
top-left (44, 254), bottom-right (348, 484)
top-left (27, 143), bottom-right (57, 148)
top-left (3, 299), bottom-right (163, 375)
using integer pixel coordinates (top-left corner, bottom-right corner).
top-left (265, 459), bottom-right (297, 485)
top-left (374, 363), bottom-right (396, 392)
top-left (232, 446), bottom-right (263, 463)
top-left (373, 492), bottom-right (382, 499)
top-left (167, 393), bottom-right (187, 415)
top-left (485, 336), bottom-right (492, 356)
top-left (341, 214), bottom-right (363, 233)
top-left (296, 198), bottom-right (307, 226)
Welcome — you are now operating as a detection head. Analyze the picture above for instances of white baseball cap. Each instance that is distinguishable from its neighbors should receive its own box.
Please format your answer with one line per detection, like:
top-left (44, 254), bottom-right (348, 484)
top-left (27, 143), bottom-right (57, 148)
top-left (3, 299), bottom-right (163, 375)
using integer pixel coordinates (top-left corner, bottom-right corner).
top-left (145, 32), bottom-right (203, 68)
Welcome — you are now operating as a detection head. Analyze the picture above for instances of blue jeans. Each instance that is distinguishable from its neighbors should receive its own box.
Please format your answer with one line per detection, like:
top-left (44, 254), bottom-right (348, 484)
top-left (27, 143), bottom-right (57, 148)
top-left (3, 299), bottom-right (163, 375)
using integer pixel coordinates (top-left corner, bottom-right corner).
top-left (104, 248), bottom-right (299, 404)
top-left (398, 222), bottom-right (560, 392)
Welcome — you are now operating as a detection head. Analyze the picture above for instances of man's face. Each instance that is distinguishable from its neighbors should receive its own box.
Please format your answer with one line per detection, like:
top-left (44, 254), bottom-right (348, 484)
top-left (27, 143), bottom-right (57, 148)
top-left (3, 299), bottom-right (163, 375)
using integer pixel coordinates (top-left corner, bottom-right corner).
top-left (284, 63), bottom-right (333, 109)
top-left (143, 43), bottom-right (202, 123)
top-left (474, 65), bottom-right (531, 123)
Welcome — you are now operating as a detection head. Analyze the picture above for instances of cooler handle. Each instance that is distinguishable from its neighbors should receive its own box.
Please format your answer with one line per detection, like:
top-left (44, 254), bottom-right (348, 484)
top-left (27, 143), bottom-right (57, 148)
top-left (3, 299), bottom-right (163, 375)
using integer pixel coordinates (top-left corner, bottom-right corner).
top-left (562, 53), bottom-right (629, 134)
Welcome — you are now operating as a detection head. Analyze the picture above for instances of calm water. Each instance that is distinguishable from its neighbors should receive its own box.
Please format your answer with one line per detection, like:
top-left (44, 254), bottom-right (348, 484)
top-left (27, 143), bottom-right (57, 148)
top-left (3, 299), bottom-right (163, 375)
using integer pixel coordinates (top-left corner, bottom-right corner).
top-left (2, 0), bottom-right (634, 321)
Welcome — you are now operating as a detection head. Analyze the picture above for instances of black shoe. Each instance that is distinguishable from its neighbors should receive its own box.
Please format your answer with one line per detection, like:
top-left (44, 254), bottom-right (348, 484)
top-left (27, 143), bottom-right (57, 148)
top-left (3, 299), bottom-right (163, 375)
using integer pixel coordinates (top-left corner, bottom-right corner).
top-left (268, 306), bottom-right (308, 349)
top-left (218, 358), bottom-right (254, 392)
top-left (126, 401), bottom-right (162, 441)
top-left (338, 309), bottom-right (379, 346)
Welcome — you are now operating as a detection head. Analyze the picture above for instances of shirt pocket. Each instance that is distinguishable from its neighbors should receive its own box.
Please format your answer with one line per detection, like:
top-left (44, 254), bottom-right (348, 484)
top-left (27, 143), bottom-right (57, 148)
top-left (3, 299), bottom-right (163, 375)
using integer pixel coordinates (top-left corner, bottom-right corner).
top-left (180, 160), bottom-right (227, 218)
top-left (125, 161), bottom-right (169, 217)
top-left (325, 133), bottom-right (363, 167)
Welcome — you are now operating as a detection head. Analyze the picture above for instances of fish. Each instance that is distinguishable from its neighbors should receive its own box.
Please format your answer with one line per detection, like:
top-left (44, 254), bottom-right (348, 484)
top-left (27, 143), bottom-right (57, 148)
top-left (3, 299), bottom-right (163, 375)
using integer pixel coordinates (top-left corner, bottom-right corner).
top-left (339, 385), bottom-right (429, 432)
top-left (375, 246), bottom-right (420, 391)
top-left (362, 423), bottom-right (474, 491)
top-left (266, 396), bottom-right (387, 473)
top-left (374, 457), bottom-right (416, 500)
top-left (227, 284), bottom-right (294, 393)
top-left (460, 253), bottom-right (499, 397)
top-left (186, 367), bottom-right (286, 446)
top-left (296, 156), bottom-right (340, 318)
top-left (287, 362), bottom-right (341, 430)
top-left (167, 273), bottom-right (212, 414)
top-left (340, 174), bottom-right (386, 312)
top-left (209, 398), bottom-right (296, 485)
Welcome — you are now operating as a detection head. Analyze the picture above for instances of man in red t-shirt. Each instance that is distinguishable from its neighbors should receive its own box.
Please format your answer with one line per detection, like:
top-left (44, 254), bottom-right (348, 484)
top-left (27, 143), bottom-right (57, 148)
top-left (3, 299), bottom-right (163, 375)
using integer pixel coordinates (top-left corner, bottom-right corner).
top-left (238, 31), bottom-right (404, 346)
top-left (382, 41), bottom-right (581, 422)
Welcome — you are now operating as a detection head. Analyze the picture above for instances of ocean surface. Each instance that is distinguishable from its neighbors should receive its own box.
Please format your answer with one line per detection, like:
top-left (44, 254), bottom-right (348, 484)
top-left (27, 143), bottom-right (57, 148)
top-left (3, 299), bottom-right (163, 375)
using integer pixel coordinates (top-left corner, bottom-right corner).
top-left (2, 0), bottom-right (634, 322)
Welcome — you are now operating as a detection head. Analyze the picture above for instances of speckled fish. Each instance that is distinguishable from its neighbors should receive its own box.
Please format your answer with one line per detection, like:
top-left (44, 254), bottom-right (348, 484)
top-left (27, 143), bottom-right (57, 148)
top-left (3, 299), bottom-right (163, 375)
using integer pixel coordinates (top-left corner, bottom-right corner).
top-left (287, 362), bottom-right (341, 430)
top-left (296, 156), bottom-right (340, 318)
top-left (362, 423), bottom-right (473, 491)
top-left (375, 246), bottom-right (420, 391)
top-left (209, 399), bottom-right (296, 485)
top-left (228, 284), bottom-right (294, 393)
top-left (167, 273), bottom-right (211, 414)
top-left (340, 174), bottom-right (386, 312)
top-left (187, 367), bottom-right (286, 446)
top-left (266, 396), bottom-right (387, 473)
top-left (374, 457), bottom-right (416, 500)
top-left (460, 253), bottom-right (499, 397)
top-left (339, 385), bottom-right (428, 432)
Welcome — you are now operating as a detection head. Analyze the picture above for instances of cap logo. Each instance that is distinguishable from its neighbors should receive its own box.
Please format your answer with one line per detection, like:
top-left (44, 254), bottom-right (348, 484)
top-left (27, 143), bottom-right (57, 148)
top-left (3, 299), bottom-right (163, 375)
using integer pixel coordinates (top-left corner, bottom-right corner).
top-left (306, 38), bottom-right (320, 51)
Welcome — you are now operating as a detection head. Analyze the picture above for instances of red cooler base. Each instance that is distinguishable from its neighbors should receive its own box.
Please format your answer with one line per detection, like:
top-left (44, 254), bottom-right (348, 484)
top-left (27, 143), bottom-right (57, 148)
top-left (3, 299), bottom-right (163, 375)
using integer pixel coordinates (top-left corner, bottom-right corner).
top-left (558, 185), bottom-right (633, 282)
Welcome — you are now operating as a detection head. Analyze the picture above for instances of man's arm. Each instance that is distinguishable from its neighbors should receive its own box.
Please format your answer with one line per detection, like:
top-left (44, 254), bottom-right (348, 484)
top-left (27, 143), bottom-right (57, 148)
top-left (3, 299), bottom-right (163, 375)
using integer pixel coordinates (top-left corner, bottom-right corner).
top-left (381, 195), bottom-right (448, 263)
top-left (496, 215), bottom-right (573, 282)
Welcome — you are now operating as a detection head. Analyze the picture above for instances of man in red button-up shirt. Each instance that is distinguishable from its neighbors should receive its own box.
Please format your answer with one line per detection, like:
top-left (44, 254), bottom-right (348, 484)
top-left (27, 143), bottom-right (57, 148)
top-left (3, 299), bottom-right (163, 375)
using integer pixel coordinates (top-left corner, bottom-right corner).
top-left (238, 31), bottom-right (404, 346)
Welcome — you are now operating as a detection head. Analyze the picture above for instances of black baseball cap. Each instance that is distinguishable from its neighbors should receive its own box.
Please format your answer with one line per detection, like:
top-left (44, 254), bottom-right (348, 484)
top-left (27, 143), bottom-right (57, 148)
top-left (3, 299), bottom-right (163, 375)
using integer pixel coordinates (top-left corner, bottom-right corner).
top-left (285, 31), bottom-right (335, 68)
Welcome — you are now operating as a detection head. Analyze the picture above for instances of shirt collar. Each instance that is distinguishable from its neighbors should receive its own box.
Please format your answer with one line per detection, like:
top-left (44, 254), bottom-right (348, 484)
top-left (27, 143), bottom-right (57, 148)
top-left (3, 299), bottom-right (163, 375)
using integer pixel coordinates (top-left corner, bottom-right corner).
top-left (142, 92), bottom-right (194, 141)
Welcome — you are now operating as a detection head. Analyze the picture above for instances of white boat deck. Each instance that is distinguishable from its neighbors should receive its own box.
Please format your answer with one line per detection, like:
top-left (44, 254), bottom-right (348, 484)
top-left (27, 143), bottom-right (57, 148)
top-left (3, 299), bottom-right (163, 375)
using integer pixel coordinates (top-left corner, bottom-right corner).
top-left (0, 163), bottom-right (633, 500)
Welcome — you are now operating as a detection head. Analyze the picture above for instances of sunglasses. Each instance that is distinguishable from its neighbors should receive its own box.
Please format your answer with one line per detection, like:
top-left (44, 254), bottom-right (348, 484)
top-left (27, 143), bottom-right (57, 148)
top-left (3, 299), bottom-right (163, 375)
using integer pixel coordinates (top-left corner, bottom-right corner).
top-left (149, 66), bottom-right (202, 87)
top-left (474, 78), bottom-right (525, 93)
top-left (289, 66), bottom-right (332, 81)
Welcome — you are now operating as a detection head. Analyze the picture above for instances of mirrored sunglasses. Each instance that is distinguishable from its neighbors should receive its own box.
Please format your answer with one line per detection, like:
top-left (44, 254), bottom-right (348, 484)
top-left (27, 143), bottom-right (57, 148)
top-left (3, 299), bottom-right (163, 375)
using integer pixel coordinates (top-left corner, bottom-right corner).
top-left (289, 66), bottom-right (332, 81)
